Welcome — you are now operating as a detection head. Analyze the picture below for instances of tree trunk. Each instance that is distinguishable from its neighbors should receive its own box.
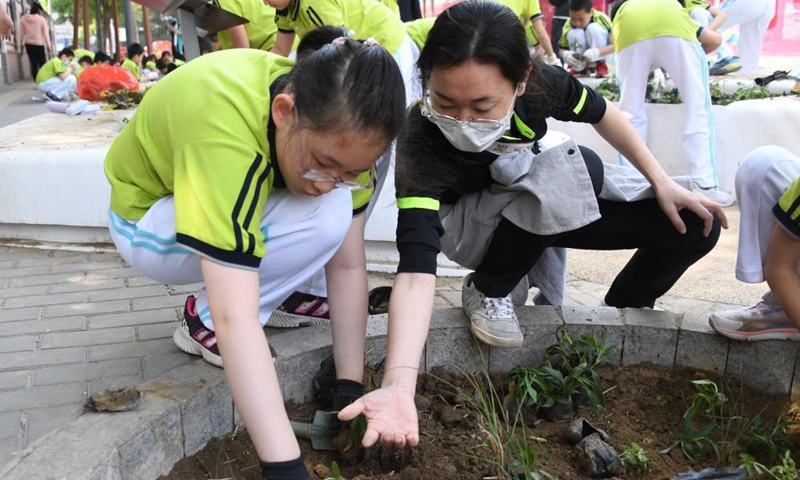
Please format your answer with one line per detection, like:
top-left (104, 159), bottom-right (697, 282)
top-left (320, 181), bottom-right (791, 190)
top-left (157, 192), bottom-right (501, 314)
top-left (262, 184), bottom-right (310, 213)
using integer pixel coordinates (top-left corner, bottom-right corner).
top-left (73, 0), bottom-right (81, 48)
top-left (82, 0), bottom-right (91, 49)
top-left (143, 7), bottom-right (152, 53)
top-left (111, 0), bottom-right (120, 62)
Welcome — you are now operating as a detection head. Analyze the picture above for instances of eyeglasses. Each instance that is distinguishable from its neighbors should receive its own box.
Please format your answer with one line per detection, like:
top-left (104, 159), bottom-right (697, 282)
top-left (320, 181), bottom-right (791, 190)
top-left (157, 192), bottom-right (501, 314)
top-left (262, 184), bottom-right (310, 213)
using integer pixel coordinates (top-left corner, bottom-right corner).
top-left (293, 112), bottom-right (376, 191)
top-left (419, 95), bottom-right (515, 132)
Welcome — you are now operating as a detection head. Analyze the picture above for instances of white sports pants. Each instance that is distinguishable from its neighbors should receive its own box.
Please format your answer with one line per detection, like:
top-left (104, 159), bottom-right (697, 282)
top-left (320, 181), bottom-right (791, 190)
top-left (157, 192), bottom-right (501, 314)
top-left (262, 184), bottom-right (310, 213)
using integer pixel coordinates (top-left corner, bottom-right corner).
top-left (108, 189), bottom-right (353, 329)
top-left (689, 7), bottom-right (734, 60)
top-left (565, 22), bottom-right (610, 60)
top-left (617, 36), bottom-right (717, 188)
top-left (719, 0), bottom-right (776, 74)
top-left (37, 75), bottom-right (77, 99)
top-left (734, 146), bottom-right (800, 283)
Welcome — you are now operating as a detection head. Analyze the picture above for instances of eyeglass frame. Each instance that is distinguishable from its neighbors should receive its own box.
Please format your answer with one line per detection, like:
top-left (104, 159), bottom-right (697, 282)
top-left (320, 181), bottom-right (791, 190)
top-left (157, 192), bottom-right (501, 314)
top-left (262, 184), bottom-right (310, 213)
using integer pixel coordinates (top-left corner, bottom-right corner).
top-left (419, 94), bottom-right (517, 132)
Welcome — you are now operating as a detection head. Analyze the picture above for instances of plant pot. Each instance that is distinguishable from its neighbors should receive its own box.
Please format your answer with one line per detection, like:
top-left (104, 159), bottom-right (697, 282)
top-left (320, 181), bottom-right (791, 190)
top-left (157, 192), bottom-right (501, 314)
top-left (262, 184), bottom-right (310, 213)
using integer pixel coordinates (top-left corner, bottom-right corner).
top-left (539, 398), bottom-right (573, 423)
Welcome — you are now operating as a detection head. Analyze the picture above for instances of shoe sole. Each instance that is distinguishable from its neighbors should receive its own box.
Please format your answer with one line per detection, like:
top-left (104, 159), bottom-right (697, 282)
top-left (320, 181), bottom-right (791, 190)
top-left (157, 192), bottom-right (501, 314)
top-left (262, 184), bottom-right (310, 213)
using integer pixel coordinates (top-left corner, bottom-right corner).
top-left (173, 326), bottom-right (224, 368)
top-left (464, 308), bottom-right (524, 348)
top-left (708, 317), bottom-right (800, 342)
top-left (268, 310), bottom-right (330, 328)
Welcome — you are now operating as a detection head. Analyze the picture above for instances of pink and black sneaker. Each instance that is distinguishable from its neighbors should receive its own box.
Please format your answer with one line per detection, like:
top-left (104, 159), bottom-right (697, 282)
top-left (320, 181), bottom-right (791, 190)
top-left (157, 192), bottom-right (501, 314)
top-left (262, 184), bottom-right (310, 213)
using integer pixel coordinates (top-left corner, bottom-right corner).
top-left (173, 296), bottom-right (223, 367)
top-left (269, 291), bottom-right (330, 328)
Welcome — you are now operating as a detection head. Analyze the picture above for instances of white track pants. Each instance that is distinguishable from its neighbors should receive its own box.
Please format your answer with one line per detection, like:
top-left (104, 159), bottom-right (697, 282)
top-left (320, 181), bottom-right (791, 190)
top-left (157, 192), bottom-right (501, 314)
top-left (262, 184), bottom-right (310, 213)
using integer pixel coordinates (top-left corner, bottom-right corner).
top-left (719, 0), bottom-right (776, 74)
top-left (617, 36), bottom-right (717, 188)
top-left (734, 146), bottom-right (800, 283)
top-left (36, 75), bottom-right (77, 100)
top-left (108, 189), bottom-right (353, 329)
top-left (565, 22), bottom-right (610, 60)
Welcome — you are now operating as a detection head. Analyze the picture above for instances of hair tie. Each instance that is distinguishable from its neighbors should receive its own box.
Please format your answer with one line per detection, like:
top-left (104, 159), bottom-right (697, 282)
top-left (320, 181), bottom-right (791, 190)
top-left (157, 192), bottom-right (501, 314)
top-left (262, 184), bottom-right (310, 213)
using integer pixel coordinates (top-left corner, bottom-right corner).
top-left (363, 37), bottom-right (380, 47)
top-left (331, 37), bottom-right (348, 46)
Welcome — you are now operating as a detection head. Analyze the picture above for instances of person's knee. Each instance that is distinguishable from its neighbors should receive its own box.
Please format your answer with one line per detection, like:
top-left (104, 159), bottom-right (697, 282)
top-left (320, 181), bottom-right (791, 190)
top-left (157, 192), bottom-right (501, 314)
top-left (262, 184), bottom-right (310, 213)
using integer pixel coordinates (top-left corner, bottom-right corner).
top-left (681, 208), bottom-right (722, 255)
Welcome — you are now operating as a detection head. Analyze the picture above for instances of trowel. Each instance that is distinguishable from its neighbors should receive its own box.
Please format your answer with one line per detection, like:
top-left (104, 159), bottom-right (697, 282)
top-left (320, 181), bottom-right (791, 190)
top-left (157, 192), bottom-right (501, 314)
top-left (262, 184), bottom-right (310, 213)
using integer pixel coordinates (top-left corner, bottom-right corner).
top-left (289, 410), bottom-right (338, 451)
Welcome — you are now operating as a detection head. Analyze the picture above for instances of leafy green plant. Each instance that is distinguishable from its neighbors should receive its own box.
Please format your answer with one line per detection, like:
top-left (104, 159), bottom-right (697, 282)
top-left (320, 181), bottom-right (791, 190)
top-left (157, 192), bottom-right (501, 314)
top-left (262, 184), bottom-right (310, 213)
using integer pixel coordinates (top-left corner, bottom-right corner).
top-left (323, 461), bottom-right (347, 480)
top-left (740, 450), bottom-right (798, 480)
top-left (596, 79), bottom-right (620, 102)
top-left (620, 442), bottom-right (654, 469)
top-left (655, 395), bottom-right (667, 407)
top-left (344, 414), bottom-right (368, 452)
top-left (747, 416), bottom-right (792, 463)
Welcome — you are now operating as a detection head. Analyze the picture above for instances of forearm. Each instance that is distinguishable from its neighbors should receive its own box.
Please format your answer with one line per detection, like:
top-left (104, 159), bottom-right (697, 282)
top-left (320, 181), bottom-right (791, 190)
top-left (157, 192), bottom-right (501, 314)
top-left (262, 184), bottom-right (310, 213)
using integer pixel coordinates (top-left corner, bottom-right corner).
top-left (708, 8), bottom-right (727, 31)
top-left (272, 32), bottom-right (295, 57)
top-left (382, 272), bottom-right (436, 392)
top-left (325, 215), bottom-right (368, 383)
top-left (598, 44), bottom-right (614, 56)
top-left (592, 100), bottom-right (672, 191)
top-left (533, 20), bottom-right (554, 56)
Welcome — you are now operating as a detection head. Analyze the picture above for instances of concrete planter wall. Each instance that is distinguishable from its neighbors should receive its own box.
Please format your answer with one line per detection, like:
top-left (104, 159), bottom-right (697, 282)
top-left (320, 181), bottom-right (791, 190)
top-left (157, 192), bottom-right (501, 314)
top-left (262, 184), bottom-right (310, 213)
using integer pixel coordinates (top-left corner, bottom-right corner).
top-left (3, 306), bottom-right (798, 480)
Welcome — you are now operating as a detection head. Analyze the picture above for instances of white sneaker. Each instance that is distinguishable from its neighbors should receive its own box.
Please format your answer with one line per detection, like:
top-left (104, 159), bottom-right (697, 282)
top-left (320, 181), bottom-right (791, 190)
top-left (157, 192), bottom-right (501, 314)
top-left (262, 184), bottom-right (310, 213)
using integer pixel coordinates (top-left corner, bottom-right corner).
top-left (462, 273), bottom-right (523, 348)
top-left (709, 292), bottom-right (799, 342)
top-left (692, 182), bottom-right (735, 207)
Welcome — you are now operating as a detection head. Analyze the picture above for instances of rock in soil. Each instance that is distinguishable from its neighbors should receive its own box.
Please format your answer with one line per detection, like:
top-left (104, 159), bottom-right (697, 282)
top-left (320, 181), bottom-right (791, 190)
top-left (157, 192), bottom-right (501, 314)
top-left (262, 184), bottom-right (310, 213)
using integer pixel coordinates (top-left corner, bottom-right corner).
top-left (575, 433), bottom-right (626, 478)
top-left (313, 464), bottom-right (332, 478)
top-left (85, 387), bottom-right (140, 412)
top-left (670, 468), bottom-right (747, 479)
top-left (439, 405), bottom-right (467, 426)
top-left (565, 417), bottom-right (610, 444)
top-left (539, 400), bottom-right (573, 423)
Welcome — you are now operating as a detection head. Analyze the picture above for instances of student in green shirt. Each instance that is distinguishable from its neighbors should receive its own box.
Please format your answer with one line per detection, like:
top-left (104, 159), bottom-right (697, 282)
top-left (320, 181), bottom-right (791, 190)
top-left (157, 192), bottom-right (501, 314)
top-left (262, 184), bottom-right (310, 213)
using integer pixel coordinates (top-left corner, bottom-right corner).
top-left (121, 43), bottom-right (144, 81)
top-left (215, 0), bottom-right (279, 51)
top-left (104, 39), bottom-right (406, 479)
top-left (35, 47), bottom-right (78, 100)
top-left (558, 0), bottom-right (613, 76)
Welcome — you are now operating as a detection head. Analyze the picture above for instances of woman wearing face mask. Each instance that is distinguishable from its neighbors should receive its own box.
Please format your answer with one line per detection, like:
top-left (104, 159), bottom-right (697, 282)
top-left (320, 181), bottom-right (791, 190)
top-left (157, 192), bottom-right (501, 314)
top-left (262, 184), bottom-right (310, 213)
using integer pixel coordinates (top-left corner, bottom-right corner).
top-left (104, 41), bottom-right (405, 479)
top-left (338, 0), bottom-right (727, 450)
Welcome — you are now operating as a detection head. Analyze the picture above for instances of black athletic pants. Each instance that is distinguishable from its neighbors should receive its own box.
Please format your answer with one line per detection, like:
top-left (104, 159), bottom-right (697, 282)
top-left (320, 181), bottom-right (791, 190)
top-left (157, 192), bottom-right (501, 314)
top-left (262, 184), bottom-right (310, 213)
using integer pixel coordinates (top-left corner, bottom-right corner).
top-left (472, 147), bottom-right (721, 308)
top-left (25, 44), bottom-right (47, 80)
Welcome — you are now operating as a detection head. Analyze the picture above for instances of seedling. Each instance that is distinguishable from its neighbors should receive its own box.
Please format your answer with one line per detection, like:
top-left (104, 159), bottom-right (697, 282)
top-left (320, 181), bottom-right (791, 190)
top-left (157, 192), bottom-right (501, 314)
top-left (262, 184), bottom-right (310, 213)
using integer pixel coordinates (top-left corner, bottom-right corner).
top-left (323, 461), bottom-right (347, 480)
top-left (619, 442), bottom-right (653, 469)
top-left (740, 450), bottom-right (798, 480)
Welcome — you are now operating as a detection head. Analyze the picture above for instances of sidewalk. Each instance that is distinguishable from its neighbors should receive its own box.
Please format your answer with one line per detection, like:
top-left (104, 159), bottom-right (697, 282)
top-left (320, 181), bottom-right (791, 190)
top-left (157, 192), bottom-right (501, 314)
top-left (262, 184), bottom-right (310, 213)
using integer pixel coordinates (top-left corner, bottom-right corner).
top-left (0, 81), bottom-right (45, 129)
top-left (0, 206), bottom-right (750, 471)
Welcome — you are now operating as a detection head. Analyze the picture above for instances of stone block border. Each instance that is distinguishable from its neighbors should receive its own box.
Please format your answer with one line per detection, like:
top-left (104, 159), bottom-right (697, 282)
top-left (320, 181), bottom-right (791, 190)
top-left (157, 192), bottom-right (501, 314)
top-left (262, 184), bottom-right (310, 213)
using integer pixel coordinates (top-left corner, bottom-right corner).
top-left (3, 305), bottom-right (798, 479)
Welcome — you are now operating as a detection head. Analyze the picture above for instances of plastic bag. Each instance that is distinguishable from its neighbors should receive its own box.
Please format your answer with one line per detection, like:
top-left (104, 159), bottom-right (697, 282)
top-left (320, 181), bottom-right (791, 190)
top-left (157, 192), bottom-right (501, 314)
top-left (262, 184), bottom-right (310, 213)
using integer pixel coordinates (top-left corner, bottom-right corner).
top-left (77, 65), bottom-right (139, 102)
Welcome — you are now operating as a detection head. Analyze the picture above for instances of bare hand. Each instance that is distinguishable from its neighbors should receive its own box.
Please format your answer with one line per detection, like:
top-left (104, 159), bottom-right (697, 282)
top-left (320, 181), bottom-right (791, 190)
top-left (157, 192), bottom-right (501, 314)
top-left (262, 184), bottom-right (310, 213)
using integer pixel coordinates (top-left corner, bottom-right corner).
top-left (655, 180), bottom-right (729, 236)
top-left (338, 386), bottom-right (419, 449)
top-left (0, 11), bottom-right (13, 40)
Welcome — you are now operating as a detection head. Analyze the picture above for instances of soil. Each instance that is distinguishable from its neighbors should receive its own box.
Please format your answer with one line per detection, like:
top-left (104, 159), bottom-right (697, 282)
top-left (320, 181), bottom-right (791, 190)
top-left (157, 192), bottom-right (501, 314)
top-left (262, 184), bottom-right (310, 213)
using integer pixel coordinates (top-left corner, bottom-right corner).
top-left (161, 365), bottom-right (800, 480)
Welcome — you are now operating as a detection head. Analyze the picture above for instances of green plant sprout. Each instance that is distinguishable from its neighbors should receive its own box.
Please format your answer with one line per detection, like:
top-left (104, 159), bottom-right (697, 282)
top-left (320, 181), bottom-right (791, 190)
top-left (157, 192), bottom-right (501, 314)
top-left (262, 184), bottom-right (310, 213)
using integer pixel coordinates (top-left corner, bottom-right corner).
top-left (740, 450), bottom-right (798, 480)
top-left (619, 442), bottom-right (654, 469)
top-left (323, 461), bottom-right (347, 480)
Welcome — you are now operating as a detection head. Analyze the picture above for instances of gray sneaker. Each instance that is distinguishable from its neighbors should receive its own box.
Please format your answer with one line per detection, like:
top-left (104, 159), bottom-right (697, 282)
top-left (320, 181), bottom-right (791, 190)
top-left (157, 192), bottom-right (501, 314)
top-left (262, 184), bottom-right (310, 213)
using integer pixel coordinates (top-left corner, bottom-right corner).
top-left (692, 182), bottom-right (735, 207)
top-left (462, 273), bottom-right (523, 348)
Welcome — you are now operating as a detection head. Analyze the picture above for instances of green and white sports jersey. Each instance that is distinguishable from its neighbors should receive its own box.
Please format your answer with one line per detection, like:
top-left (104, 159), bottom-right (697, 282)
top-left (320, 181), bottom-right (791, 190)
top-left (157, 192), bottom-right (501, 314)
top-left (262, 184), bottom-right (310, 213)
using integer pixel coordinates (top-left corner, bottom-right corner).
top-left (121, 58), bottom-right (141, 81)
top-left (275, 0), bottom-right (405, 54)
top-left (35, 57), bottom-right (67, 83)
top-left (405, 17), bottom-right (435, 50)
top-left (106, 50), bottom-right (293, 270)
top-left (613, 0), bottom-right (701, 52)
top-left (559, 10), bottom-right (612, 49)
top-left (492, 0), bottom-right (543, 46)
top-left (215, 0), bottom-right (278, 51)
top-left (775, 176), bottom-right (800, 240)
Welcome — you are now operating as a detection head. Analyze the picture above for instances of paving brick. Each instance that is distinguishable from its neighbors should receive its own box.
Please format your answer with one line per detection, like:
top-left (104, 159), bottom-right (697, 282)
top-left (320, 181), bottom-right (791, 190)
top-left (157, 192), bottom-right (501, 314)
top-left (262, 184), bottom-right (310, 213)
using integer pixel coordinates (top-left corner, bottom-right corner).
top-left (0, 347), bottom-right (85, 371)
top-left (0, 285), bottom-right (46, 299)
top-left (86, 454), bottom-right (123, 480)
top-left (0, 307), bottom-right (40, 323)
top-left (364, 315), bottom-right (389, 367)
top-left (88, 308), bottom-right (178, 329)
top-left (88, 285), bottom-right (170, 303)
top-left (726, 341), bottom-right (798, 395)
top-left (35, 358), bottom-right (141, 386)
top-left (25, 404), bottom-right (84, 447)
top-left (90, 338), bottom-right (181, 362)
top-left (43, 299), bottom-right (129, 318)
top-left (132, 295), bottom-right (187, 311)
top-left (561, 305), bottom-right (624, 365)
top-left (436, 289), bottom-right (461, 307)
top-left (0, 383), bottom-right (86, 412)
top-left (0, 370), bottom-right (32, 391)
top-left (48, 261), bottom-right (124, 275)
top-left (144, 352), bottom-right (193, 380)
top-left (0, 265), bottom-right (50, 279)
top-left (0, 436), bottom-right (21, 475)
top-left (41, 327), bottom-right (134, 349)
top-left (0, 336), bottom-right (36, 353)
top-left (488, 306), bottom-right (564, 374)
top-left (127, 276), bottom-right (164, 287)
top-left (0, 316), bottom-right (85, 337)
top-left (9, 272), bottom-right (85, 288)
top-left (675, 311), bottom-right (729, 374)
top-left (168, 282), bottom-right (204, 295)
top-left (138, 322), bottom-right (180, 341)
top-left (88, 374), bottom-right (144, 396)
top-left (0, 412), bottom-right (21, 439)
top-left (13, 254), bottom-right (89, 268)
top-left (272, 325), bottom-right (334, 402)
top-left (0, 260), bottom-right (17, 270)
top-left (426, 308), bottom-right (489, 374)
top-left (85, 267), bottom-right (144, 281)
top-left (118, 407), bottom-right (183, 480)
top-left (622, 309), bottom-right (680, 367)
top-left (48, 278), bottom-right (126, 294)
top-left (2, 291), bottom-right (86, 310)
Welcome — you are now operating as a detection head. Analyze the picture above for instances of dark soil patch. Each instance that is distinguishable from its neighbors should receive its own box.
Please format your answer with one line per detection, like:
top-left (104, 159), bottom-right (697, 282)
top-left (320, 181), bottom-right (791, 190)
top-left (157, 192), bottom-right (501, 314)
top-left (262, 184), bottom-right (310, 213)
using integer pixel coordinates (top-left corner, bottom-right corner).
top-left (161, 365), bottom-right (799, 480)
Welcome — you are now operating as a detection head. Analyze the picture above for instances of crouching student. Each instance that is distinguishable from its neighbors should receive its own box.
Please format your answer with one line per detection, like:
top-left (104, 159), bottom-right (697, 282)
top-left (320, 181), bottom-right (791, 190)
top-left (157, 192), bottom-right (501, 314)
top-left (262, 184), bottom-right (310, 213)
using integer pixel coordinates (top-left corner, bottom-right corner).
top-left (104, 43), bottom-right (405, 478)
top-left (679, 0), bottom-right (740, 74)
top-left (121, 43), bottom-right (144, 81)
top-left (35, 48), bottom-right (78, 101)
top-left (337, 1), bottom-right (726, 450)
top-left (559, 0), bottom-right (613, 76)
top-left (710, 146), bottom-right (800, 341)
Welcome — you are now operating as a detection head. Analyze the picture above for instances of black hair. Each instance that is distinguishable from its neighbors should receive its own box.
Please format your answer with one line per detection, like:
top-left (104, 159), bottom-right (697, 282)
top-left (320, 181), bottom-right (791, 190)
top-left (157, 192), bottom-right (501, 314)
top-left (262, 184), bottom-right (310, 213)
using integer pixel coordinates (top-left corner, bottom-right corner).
top-left (30, 2), bottom-right (44, 15)
top-left (417, 1), bottom-right (532, 92)
top-left (155, 58), bottom-right (177, 73)
top-left (94, 52), bottom-right (112, 64)
top-left (610, 0), bottom-right (628, 20)
top-left (289, 27), bottom-right (406, 142)
top-left (127, 43), bottom-right (144, 58)
top-left (569, 0), bottom-right (593, 12)
top-left (78, 55), bottom-right (93, 65)
top-left (58, 48), bottom-right (75, 58)
top-left (296, 25), bottom-right (348, 60)
top-left (143, 54), bottom-right (156, 64)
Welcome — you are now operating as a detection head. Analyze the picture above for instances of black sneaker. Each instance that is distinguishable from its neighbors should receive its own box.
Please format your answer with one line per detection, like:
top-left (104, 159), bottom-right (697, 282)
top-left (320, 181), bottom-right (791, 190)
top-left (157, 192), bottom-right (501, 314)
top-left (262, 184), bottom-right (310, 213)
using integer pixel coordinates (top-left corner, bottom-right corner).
top-left (269, 291), bottom-right (330, 328)
top-left (44, 91), bottom-right (61, 102)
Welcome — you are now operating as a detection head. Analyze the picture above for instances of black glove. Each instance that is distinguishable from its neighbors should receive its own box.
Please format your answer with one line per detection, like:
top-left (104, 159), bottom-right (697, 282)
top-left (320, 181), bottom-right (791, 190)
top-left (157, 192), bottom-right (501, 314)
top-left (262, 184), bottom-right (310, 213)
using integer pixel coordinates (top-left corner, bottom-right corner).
top-left (332, 379), bottom-right (365, 412)
top-left (261, 454), bottom-right (311, 480)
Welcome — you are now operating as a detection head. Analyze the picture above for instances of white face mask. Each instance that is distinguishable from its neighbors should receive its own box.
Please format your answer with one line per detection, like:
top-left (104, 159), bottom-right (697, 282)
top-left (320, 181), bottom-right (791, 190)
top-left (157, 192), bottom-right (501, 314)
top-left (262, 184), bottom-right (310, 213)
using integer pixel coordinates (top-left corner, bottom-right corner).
top-left (421, 95), bottom-right (515, 153)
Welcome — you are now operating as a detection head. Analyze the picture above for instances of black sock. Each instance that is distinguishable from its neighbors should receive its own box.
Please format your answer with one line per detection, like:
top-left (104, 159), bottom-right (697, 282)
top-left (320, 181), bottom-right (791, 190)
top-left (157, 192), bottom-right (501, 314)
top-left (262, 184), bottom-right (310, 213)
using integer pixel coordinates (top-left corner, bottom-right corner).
top-left (260, 454), bottom-right (310, 480)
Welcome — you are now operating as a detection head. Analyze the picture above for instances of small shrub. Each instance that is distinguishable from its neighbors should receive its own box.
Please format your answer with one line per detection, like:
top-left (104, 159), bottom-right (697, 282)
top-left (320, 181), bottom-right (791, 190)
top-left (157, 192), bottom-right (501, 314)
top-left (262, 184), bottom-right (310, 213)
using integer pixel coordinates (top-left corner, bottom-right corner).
top-left (620, 442), bottom-right (653, 469)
